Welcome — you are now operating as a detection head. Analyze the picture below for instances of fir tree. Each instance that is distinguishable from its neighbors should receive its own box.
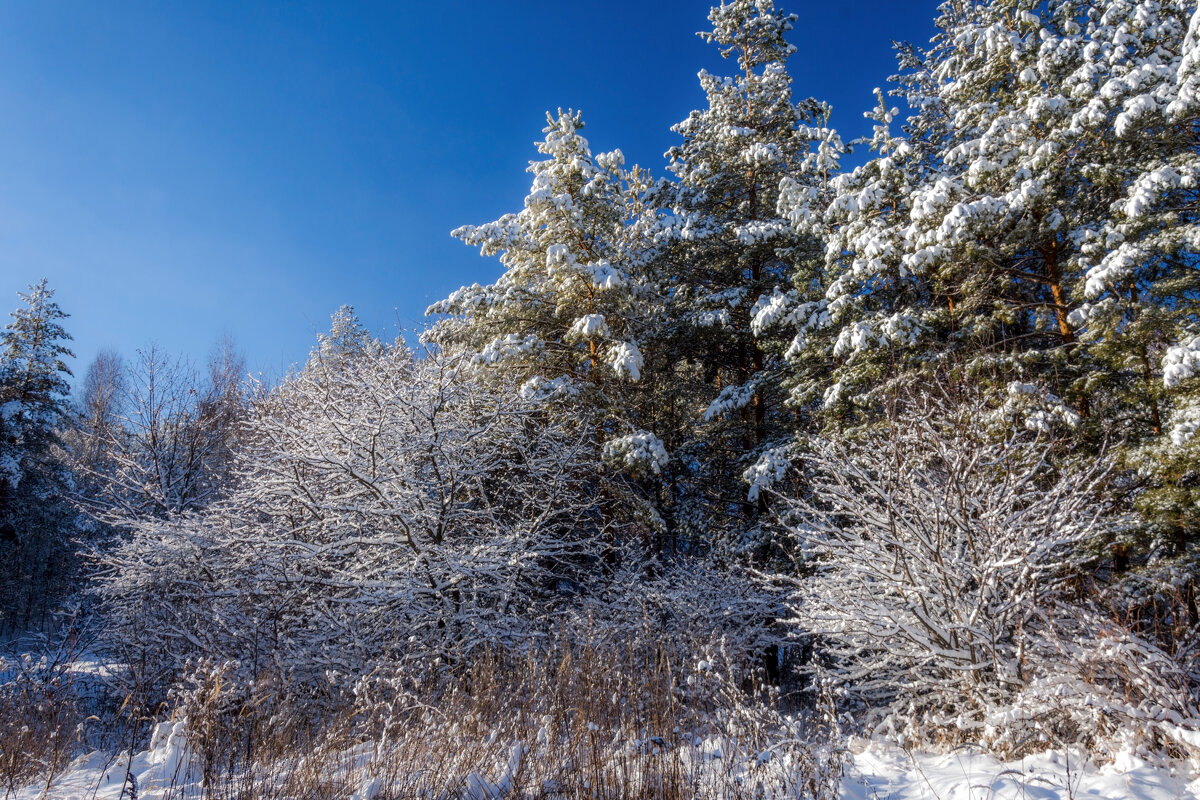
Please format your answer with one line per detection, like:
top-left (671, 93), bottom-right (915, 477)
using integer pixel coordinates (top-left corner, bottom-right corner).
top-left (0, 279), bottom-right (75, 630)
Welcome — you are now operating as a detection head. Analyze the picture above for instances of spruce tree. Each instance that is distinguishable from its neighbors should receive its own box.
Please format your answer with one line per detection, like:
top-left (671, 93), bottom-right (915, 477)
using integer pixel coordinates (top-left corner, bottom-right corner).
top-left (0, 279), bottom-right (75, 630)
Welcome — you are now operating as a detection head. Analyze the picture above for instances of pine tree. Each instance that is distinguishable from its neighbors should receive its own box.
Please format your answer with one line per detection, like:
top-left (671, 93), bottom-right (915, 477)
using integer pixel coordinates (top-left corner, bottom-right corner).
top-left (780, 85), bottom-right (929, 424)
top-left (1069, 0), bottom-right (1200, 557)
top-left (805, 1), bottom-right (1117, 431)
top-left (646, 0), bottom-right (840, 541)
top-left (428, 111), bottom-right (666, 553)
top-left (0, 279), bottom-right (75, 630)
top-left (796, 0), bottom-right (1198, 563)
top-left (318, 305), bottom-right (380, 365)
top-left (430, 111), bottom-right (651, 409)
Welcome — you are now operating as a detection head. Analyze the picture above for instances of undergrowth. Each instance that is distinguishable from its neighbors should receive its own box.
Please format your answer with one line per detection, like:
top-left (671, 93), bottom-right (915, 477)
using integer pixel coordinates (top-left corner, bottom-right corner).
top-left (6, 631), bottom-right (847, 800)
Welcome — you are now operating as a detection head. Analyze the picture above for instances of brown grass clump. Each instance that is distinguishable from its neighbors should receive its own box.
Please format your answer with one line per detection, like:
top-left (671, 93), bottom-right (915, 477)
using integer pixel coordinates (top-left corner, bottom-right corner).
top-left (0, 637), bottom-right (88, 798)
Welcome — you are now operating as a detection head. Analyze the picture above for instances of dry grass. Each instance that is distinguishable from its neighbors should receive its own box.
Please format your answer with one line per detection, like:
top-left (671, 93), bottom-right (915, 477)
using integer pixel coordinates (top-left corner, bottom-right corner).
top-left (0, 637), bottom-right (88, 798)
top-left (50, 631), bottom-right (845, 799)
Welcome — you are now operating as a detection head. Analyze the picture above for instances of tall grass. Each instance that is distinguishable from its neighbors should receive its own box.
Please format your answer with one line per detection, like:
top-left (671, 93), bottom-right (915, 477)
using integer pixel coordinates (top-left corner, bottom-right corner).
top-left (9, 630), bottom-right (846, 799)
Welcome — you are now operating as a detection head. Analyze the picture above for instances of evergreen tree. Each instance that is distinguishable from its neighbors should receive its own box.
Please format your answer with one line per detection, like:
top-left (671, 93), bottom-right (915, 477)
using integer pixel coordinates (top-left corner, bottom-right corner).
top-left (430, 111), bottom-right (651, 411)
top-left (646, 0), bottom-right (840, 543)
top-left (783, 0), bottom-right (1198, 565)
top-left (318, 305), bottom-right (381, 365)
top-left (0, 279), bottom-right (75, 630)
top-left (799, 1), bottom-right (1108, 430)
top-left (777, 85), bottom-right (929, 432)
top-left (1070, 1), bottom-right (1200, 555)
top-left (428, 110), bottom-right (666, 554)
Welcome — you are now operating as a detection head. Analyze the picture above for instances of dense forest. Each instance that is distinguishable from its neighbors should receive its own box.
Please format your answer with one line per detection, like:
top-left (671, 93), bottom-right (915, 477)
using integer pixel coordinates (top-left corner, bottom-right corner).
top-left (2, 0), bottom-right (1199, 796)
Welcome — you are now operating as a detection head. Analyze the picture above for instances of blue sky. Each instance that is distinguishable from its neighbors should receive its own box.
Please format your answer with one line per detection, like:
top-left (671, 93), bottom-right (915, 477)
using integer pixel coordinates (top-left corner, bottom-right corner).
top-left (0, 1), bottom-right (937, 383)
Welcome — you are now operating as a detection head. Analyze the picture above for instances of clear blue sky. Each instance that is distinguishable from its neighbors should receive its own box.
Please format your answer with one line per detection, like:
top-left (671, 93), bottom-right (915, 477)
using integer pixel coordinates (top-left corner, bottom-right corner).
top-left (0, 1), bottom-right (937, 383)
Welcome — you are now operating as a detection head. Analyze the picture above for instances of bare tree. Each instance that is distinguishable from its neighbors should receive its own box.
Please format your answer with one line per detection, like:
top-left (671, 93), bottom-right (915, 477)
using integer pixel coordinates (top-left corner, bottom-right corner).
top-left (77, 339), bottom-right (247, 522)
top-left (96, 338), bottom-right (606, 688)
top-left (774, 394), bottom-right (1198, 752)
top-left (73, 349), bottom-right (125, 481)
top-left (197, 333), bottom-right (247, 494)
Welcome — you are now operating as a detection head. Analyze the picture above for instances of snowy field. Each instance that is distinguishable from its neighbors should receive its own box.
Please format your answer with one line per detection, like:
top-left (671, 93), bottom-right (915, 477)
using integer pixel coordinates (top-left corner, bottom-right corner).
top-left (844, 742), bottom-right (1199, 800)
top-left (17, 724), bottom-right (1200, 800)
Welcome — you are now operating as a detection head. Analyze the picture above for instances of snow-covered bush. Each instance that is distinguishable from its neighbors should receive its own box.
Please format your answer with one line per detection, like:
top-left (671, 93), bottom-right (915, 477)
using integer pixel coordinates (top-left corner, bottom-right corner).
top-left (774, 394), bottom-right (1199, 752)
top-left (568, 552), bottom-right (786, 669)
top-left (95, 340), bottom-right (605, 690)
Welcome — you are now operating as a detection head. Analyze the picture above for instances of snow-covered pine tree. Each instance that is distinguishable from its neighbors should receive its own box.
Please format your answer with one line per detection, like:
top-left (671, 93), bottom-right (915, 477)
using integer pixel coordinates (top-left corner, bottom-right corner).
top-left (801, 0), bottom-right (1119, 433)
top-left (1067, 0), bottom-right (1200, 556)
top-left (430, 110), bottom-right (650, 407)
top-left (0, 279), bottom-right (75, 630)
top-left (645, 0), bottom-right (841, 541)
top-left (428, 110), bottom-right (668, 552)
top-left (779, 84), bottom-right (929, 426)
top-left (784, 0), bottom-right (1197, 600)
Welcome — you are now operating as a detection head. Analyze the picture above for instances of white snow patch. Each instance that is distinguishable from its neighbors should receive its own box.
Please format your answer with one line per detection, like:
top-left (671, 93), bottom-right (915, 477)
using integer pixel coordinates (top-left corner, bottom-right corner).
top-left (844, 740), bottom-right (1199, 800)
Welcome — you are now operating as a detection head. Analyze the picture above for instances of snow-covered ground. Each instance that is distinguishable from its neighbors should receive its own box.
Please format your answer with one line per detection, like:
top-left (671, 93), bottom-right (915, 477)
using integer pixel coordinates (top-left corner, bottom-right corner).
top-left (18, 724), bottom-right (1200, 800)
top-left (16, 721), bottom-right (196, 800)
top-left (844, 740), bottom-right (1200, 800)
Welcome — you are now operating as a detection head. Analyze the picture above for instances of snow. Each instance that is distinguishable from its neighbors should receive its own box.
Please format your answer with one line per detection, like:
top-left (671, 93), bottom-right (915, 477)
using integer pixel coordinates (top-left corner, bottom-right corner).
top-left (1163, 336), bottom-right (1200, 388)
top-left (0, 452), bottom-right (21, 489)
top-left (1124, 166), bottom-right (1184, 218)
top-left (0, 399), bottom-right (21, 421)
top-left (1115, 93), bottom-right (1159, 136)
top-left (606, 340), bottom-right (643, 381)
top-left (18, 720), bottom-right (200, 800)
top-left (833, 321), bottom-right (882, 357)
top-left (583, 259), bottom-right (627, 290)
top-left (704, 381), bottom-right (757, 421)
top-left (566, 313), bottom-right (609, 341)
top-left (518, 374), bottom-right (578, 403)
top-left (845, 741), bottom-right (1200, 800)
top-left (473, 333), bottom-right (543, 366)
top-left (733, 219), bottom-right (791, 245)
top-left (21, 728), bottom-right (1198, 800)
top-left (1168, 400), bottom-right (1200, 446)
top-left (998, 380), bottom-right (1081, 432)
top-left (743, 445), bottom-right (790, 501)
top-left (16, 1), bottom-right (1200, 797)
top-left (544, 242), bottom-right (576, 270)
top-left (741, 141), bottom-right (782, 166)
top-left (602, 430), bottom-right (668, 477)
